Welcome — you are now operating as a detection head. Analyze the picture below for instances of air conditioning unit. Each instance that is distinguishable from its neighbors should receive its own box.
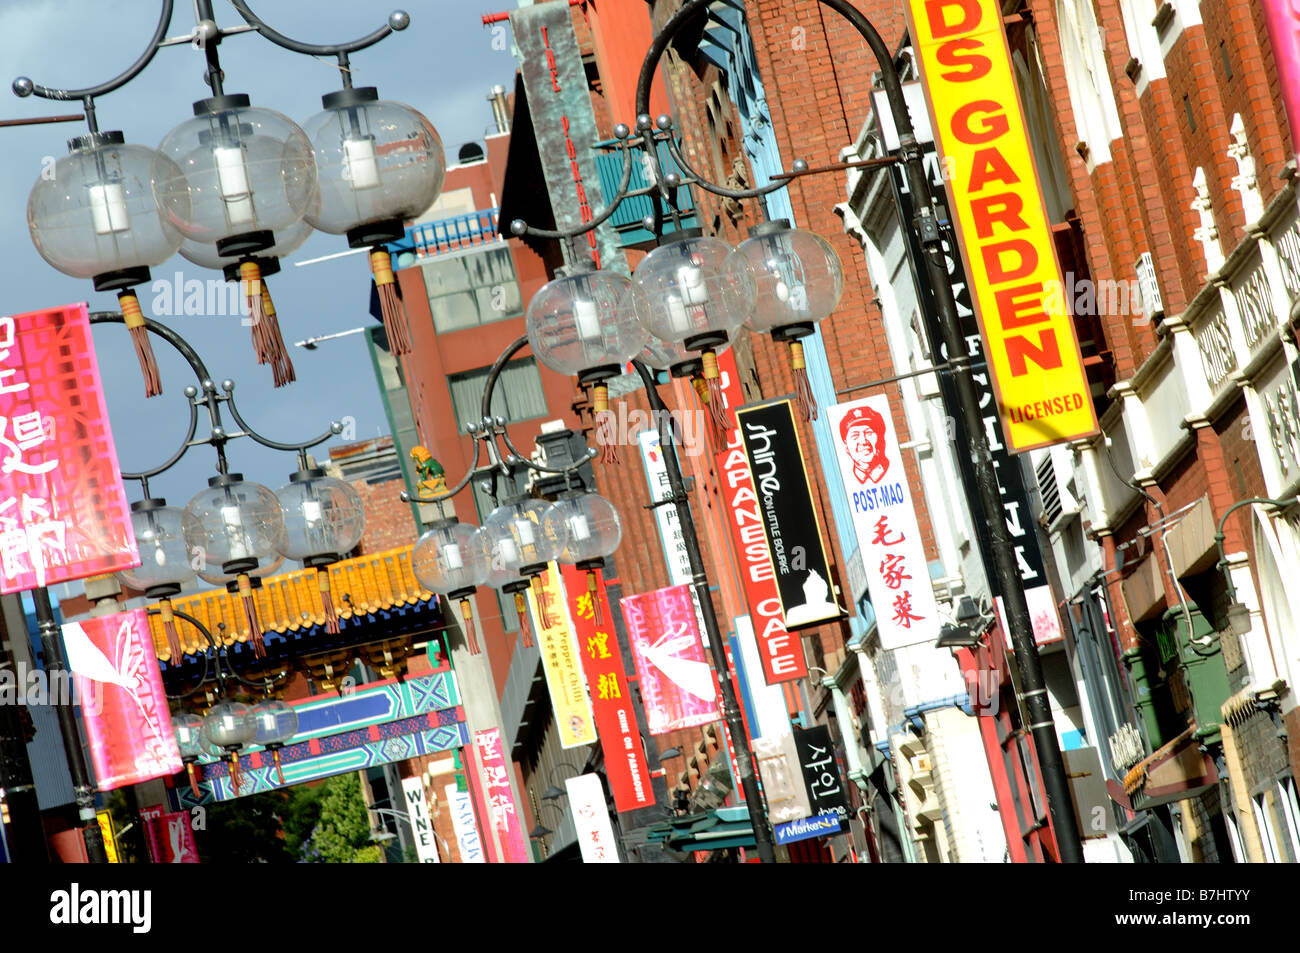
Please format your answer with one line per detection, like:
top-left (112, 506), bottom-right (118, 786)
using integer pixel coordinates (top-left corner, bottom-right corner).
top-left (1135, 252), bottom-right (1164, 324)
top-left (1035, 450), bottom-right (1080, 531)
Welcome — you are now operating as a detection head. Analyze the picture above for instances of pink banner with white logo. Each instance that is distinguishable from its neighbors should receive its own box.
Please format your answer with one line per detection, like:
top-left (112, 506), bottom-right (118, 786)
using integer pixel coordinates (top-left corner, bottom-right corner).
top-left (141, 806), bottom-right (199, 863)
top-left (473, 727), bottom-right (530, 864)
top-left (0, 303), bottom-right (138, 593)
top-left (620, 584), bottom-right (719, 736)
top-left (65, 609), bottom-right (182, 790)
top-left (1263, 1), bottom-right (1300, 154)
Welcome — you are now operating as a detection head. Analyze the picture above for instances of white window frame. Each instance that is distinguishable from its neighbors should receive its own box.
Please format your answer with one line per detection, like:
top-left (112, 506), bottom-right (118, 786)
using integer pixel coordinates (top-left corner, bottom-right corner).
top-left (1253, 792), bottom-right (1282, 863)
top-left (1278, 778), bottom-right (1300, 862)
top-left (1055, 0), bottom-right (1124, 167)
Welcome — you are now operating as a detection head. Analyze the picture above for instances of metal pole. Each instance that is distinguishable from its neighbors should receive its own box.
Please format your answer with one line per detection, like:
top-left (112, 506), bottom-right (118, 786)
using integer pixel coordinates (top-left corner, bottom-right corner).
top-left (632, 360), bottom-right (776, 863)
top-left (31, 587), bottom-right (109, 863)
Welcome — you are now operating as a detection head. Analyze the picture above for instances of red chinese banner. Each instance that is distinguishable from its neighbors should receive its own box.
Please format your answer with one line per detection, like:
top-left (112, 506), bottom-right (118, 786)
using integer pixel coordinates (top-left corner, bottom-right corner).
top-left (560, 564), bottom-right (653, 813)
top-left (65, 609), bottom-right (182, 790)
top-left (139, 805), bottom-right (199, 863)
top-left (473, 727), bottom-right (530, 864)
top-left (0, 303), bottom-right (138, 593)
top-left (715, 350), bottom-right (808, 683)
top-left (621, 584), bottom-right (719, 735)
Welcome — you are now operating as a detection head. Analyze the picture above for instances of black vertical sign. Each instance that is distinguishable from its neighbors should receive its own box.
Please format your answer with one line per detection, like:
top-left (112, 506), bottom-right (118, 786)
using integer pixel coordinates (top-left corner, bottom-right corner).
top-left (794, 725), bottom-right (850, 825)
top-left (886, 145), bottom-right (1049, 599)
top-left (736, 399), bottom-right (846, 631)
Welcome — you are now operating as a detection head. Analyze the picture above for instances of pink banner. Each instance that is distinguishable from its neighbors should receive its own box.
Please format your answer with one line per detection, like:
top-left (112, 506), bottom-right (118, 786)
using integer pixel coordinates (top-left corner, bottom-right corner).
top-left (0, 303), bottom-right (138, 593)
top-left (620, 584), bottom-right (719, 735)
top-left (66, 609), bottom-right (182, 790)
top-left (473, 727), bottom-right (530, 863)
top-left (1263, 1), bottom-right (1300, 154)
top-left (140, 807), bottom-right (199, 863)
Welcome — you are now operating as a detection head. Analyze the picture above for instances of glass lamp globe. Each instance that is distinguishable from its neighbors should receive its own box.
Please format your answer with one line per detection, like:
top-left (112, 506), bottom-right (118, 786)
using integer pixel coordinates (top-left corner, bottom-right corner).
top-left (544, 493), bottom-right (622, 567)
top-left (274, 469), bottom-right (366, 566)
top-left (301, 88), bottom-right (446, 246)
top-left (413, 519), bottom-right (491, 595)
top-left (527, 268), bottom-right (648, 382)
top-left (27, 132), bottom-right (188, 290)
top-left (154, 96), bottom-right (317, 257)
top-left (183, 474), bottom-right (287, 575)
top-left (118, 499), bottom-right (195, 596)
top-left (736, 221), bottom-right (844, 337)
top-left (250, 698), bottom-right (299, 748)
top-left (484, 498), bottom-right (561, 576)
top-left (627, 232), bottom-right (755, 348)
top-left (201, 699), bottom-right (258, 751)
top-left (179, 216), bottom-right (312, 273)
top-left (173, 712), bottom-right (206, 761)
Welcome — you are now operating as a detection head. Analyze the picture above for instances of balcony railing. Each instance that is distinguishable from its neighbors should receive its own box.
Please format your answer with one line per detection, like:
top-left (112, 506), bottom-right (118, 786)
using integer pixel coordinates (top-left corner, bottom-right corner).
top-left (390, 207), bottom-right (502, 267)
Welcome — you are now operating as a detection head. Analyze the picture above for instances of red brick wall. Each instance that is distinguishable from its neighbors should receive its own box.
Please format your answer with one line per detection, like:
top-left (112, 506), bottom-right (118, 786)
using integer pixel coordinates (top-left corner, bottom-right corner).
top-left (352, 478), bottom-right (421, 556)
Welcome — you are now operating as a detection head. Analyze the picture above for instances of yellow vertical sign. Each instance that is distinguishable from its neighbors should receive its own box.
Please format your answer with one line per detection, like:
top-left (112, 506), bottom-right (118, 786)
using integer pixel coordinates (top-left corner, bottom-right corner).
top-left (96, 811), bottom-right (120, 863)
top-left (528, 564), bottom-right (597, 749)
top-left (904, 0), bottom-right (1098, 452)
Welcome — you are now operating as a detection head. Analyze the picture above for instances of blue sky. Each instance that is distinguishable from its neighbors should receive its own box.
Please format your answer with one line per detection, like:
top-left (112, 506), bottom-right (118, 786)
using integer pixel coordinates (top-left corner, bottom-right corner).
top-left (0, 0), bottom-right (518, 508)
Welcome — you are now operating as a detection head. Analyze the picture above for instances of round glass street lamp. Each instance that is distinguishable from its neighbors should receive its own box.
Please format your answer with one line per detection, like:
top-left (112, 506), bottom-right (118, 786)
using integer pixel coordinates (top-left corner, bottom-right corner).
top-left (627, 232), bottom-right (754, 436)
top-left (301, 87), bottom-right (446, 355)
top-left (736, 221), bottom-right (844, 421)
top-left (26, 131), bottom-right (189, 397)
top-left (118, 499), bottom-right (196, 663)
top-left (275, 468), bottom-right (366, 635)
top-left (544, 491), bottom-right (622, 624)
top-left (173, 712), bottom-right (207, 798)
top-left (250, 698), bottom-right (299, 784)
top-left (413, 519), bottom-right (492, 654)
top-left (184, 475), bottom-right (286, 658)
top-left (201, 699), bottom-right (259, 794)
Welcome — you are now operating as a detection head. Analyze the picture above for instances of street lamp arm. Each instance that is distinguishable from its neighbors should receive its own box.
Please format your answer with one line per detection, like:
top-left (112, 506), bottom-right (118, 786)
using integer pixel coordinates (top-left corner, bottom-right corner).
top-left (220, 380), bottom-right (344, 458)
top-left (11, 0), bottom-right (174, 104)
top-left (226, 0), bottom-right (401, 58)
top-left (1214, 496), bottom-right (1300, 599)
top-left (511, 139), bottom-right (639, 241)
top-left (661, 133), bottom-right (789, 201)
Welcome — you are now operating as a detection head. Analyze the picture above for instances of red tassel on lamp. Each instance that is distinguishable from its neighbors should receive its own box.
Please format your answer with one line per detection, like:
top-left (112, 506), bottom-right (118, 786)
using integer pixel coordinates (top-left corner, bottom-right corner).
top-left (459, 597), bottom-right (481, 655)
top-left (592, 382), bottom-right (621, 465)
top-left (159, 598), bottom-right (184, 663)
top-left (237, 573), bottom-right (266, 658)
top-left (119, 290), bottom-right (162, 398)
top-left (239, 261), bottom-right (295, 387)
top-left (700, 349), bottom-right (732, 444)
top-left (318, 569), bottom-right (340, 635)
top-left (371, 248), bottom-right (412, 355)
top-left (515, 591), bottom-right (533, 647)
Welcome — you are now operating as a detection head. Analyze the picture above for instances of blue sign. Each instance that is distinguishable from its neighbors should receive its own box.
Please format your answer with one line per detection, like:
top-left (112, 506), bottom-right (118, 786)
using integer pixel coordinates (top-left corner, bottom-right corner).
top-left (774, 813), bottom-right (844, 845)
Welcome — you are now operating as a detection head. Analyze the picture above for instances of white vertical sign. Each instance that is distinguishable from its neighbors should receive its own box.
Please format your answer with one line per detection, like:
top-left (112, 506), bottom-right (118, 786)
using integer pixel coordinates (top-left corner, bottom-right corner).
top-left (827, 396), bottom-right (939, 649)
top-left (638, 429), bottom-right (693, 586)
top-left (446, 783), bottom-right (485, 863)
top-left (401, 776), bottom-right (441, 863)
top-left (566, 774), bottom-right (620, 863)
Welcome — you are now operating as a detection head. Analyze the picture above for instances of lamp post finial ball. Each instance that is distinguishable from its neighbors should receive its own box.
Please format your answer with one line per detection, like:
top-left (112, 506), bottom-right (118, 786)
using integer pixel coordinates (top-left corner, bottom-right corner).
top-left (12, 76), bottom-right (33, 97)
top-left (792, 159), bottom-right (809, 173)
top-left (389, 10), bottom-right (410, 30)
top-left (184, 385), bottom-right (198, 398)
top-left (222, 379), bottom-right (234, 392)
top-left (665, 172), bottom-right (682, 188)
top-left (210, 426), bottom-right (226, 440)
top-left (656, 114), bottom-right (672, 131)
top-left (510, 219), bottom-right (527, 236)
top-left (636, 113), bottom-right (653, 131)
top-left (330, 421), bottom-right (344, 435)
top-left (614, 123), bottom-right (630, 140)
top-left (641, 214), bottom-right (656, 232)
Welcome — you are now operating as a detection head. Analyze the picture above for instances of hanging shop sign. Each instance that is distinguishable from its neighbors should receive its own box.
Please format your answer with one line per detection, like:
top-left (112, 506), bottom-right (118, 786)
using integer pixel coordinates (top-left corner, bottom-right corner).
top-left (638, 428), bottom-right (693, 586)
top-left (446, 783), bottom-right (486, 863)
top-left (65, 609), bottom-right (182, 791)
top-left (905, 0), bottom-right (1098, 452)
top-left (474, 727), bottom-right (531, 864)
top-left (827, 396), bottom-right (939, 650)
top-left (528, 565), bottom-right (597, 750)
top-left (140, 806), bottom-right (199, 864)
top-left (734, 398), bottom-right (845, 631)
top-left (879, 95), bottom-right (1061, 646)
top-left (401, 775), bottom-right (441, 863)
top-left (0, 303), bottom-right (139, 593)
top-left (621, 583), bottom-right (719, 735)
top-left (716, 354), bottom-right (808, 683)
top-left (561, 564), bottom-right (654, 813)
top-left (566, 773), bottom-right (620, 863)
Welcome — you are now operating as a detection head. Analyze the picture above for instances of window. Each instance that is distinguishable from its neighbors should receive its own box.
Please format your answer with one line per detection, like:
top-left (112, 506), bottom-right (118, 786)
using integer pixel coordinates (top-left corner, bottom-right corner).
top-left (1055, 0), bottom-right (1124, 165)
top-left (422, 245), bottom-right (523, 334)
top-left (448, 358), bottom-right (548, 433)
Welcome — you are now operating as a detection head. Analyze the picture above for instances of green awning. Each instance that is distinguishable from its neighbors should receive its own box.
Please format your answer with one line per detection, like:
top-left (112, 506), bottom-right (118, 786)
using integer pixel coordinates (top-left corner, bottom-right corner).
top-left (646, 807), bottom-right (756, 852)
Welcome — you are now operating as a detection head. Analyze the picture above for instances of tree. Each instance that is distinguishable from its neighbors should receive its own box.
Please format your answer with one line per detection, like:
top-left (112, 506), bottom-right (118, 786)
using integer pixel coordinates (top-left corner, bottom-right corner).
top-left (305, 772), bottom-right (384, 863)
top-left (190, 790), bottom-right (294, 863)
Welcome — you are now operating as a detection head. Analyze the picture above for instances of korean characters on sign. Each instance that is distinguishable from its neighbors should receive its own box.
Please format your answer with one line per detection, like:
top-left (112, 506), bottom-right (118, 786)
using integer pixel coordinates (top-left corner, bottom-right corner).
top-left (828, 396), bottom-right (940, 650)
top-left (904, 0), bottom-right (1099, 452)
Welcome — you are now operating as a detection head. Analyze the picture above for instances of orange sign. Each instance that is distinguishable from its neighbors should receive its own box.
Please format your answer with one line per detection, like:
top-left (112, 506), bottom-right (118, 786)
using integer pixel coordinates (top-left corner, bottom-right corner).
top-left (905, 0), bottom-right (1098, 451)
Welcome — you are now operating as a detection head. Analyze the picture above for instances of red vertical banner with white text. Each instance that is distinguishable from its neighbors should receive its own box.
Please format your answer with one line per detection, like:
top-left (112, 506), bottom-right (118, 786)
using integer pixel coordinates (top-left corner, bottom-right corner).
top-left (560, 564), bottom-right (654, 813)
top-left (473, 727), bottom-right (531, 863)
top-left (714, 350), bottom-right (808, 683)
top-left (0, 303), bottom-right (138, 593)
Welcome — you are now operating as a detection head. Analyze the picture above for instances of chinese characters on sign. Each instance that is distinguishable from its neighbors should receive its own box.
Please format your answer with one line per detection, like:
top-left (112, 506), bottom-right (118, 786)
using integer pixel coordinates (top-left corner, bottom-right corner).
top-left (474, 727), bottom-right (530, 864)
top-left (827, 396), bottom-right (939, 650)
top-left (566, 773), bottom-right (620, 863)
top-left (528, 565), bottom-right (597, 750)
top-left (65, 609), bottom-right (182, 791)
top-left (561, 564), bottom-right (653, 813)
top-left (638, 428), bottom-right (693, 586)
top-left (621, 583), bottom-right (719, 735)
top-left (716, 353), bottom-right (810, 684)
top-left (0, 303), bottom-right (139, 594)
